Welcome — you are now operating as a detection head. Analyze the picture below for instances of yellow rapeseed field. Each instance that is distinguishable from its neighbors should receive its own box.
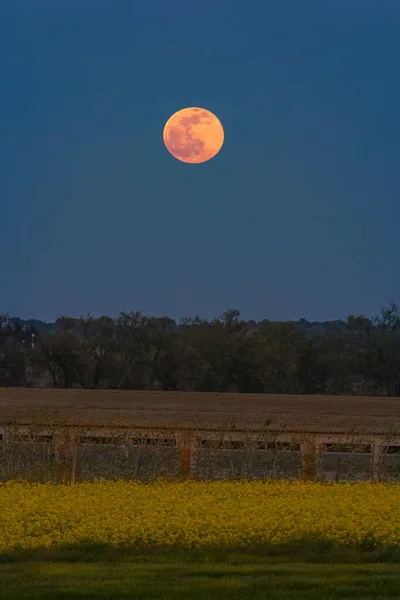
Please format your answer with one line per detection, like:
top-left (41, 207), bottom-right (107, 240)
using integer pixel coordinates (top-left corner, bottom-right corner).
top-left (0, 480), bottom-right (399, 552)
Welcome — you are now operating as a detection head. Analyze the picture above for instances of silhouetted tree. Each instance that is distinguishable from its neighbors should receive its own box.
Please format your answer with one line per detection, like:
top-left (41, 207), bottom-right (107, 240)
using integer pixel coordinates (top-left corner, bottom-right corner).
top-left (1, 303), bottom-right (400, 396)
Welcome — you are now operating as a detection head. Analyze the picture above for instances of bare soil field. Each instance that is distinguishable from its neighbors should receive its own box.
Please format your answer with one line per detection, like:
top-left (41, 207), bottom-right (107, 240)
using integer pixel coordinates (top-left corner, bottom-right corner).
top-left (0, 388), bottom-right (399, 434)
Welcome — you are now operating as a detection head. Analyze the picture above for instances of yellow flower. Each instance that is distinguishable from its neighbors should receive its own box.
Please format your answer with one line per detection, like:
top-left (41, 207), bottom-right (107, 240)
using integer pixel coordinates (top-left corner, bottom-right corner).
top-left (0, 480), bottom-right (398, 551)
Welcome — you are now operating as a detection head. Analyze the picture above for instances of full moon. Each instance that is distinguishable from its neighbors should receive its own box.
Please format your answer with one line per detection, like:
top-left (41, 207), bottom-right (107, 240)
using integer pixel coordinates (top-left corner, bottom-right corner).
top-left (163, 107), bottom-right (224, 164)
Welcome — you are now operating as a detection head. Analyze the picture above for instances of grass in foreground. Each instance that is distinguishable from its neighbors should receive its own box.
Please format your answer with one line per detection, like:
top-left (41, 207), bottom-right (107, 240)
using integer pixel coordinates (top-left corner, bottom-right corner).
top-left (0, 544), bottom-right (400, 599)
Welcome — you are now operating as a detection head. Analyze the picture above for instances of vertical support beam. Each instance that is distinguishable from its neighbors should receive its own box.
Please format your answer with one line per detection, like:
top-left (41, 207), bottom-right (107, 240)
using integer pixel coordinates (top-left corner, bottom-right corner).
top-left (179, 446), bottom-right (191, 478)
top-left (300, 435), bottom-right (317, 481)
top-left (71, 443), bottom-right (77, 484)
top-left (56, 430), bottom-right (74, 484)
top-left (57, 441), bottom-right (70, 482)
top-left (315, 441), bottom-right (327, 481)
top-left (178, 430), bottom-right (196, 479)
top-left (372, 442), bottom-right (382, 482)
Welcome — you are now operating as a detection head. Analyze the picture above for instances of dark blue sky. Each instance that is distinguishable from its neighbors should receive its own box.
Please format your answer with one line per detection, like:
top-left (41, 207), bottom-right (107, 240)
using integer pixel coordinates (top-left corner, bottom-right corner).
top-left (1, 1), bottom-right (399, 323)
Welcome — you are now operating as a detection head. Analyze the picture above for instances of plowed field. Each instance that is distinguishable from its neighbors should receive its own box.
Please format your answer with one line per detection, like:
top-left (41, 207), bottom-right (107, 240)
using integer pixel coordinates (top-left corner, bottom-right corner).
top-left (0, 388), bottom-right (399, 434)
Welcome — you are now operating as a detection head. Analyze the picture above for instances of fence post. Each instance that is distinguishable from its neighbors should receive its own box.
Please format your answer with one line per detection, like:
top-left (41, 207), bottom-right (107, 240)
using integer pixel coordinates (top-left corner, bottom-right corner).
top-left (57, 442), bottom-right (69, 482)
top-left (71, 443), bottom-right (77, 484)
top-left (56, 430), bottom-right (73, 483)
top-left (371, 442), bottom-right (382, 482)
top-left (178, 430), bottom-right (195, 479)
top-left (300, 435), bottom-right (317, 481)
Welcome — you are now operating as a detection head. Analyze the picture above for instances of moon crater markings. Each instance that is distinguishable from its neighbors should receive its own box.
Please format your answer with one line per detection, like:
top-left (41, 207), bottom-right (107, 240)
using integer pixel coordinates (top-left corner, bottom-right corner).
top-left (163, 107), bottom-right (224, 164)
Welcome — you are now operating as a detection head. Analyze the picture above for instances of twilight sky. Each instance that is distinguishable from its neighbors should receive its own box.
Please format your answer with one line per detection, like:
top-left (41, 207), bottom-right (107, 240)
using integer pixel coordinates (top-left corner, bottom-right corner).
top-left (1, 1), bottom-right (399, 323)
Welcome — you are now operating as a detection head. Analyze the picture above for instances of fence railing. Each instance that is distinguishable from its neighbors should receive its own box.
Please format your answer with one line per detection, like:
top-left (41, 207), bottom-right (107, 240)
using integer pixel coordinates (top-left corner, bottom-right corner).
top-left (0, 419), bottom-right (399, 484)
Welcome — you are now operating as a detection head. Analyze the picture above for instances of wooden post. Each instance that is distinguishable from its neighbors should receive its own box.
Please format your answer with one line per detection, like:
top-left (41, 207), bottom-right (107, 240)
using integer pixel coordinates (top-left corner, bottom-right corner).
top-left (56, 437), bottom-right (71, 483)
top-left (316, 441), bottom-right (327, 481)
top-left (71, 443), bottom-right (77, 484)
top-left (178, 431), bottom-right (195, 479)
top-left (300, 437), bottom-right (317, 481)
top-left (372, 443), bottom-right (382, 482)
top-left (179, 446), bottom-right (191, 478)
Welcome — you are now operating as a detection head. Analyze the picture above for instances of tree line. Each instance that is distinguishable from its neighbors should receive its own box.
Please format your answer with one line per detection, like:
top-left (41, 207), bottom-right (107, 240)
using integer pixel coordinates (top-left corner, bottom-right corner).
top-left (1, 304), bottom-right (400, 395)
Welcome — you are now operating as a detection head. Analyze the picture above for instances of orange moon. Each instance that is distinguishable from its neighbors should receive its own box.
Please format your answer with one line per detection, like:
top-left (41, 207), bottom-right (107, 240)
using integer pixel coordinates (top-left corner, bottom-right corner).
top-left (163, 107), bottom-right (224, 164)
